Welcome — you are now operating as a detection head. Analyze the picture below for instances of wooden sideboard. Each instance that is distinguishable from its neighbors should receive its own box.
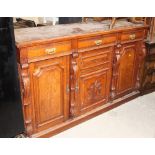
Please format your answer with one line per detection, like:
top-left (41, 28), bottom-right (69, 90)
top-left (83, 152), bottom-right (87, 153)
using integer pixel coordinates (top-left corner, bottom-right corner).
top-left (15, 21), bottom-right (148, 137)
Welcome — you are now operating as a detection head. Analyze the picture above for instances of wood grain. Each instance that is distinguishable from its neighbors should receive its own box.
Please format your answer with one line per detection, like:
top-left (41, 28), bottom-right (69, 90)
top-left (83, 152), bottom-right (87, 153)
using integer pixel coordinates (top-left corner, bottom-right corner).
top-left (16, 22), bottom-right (148, 137)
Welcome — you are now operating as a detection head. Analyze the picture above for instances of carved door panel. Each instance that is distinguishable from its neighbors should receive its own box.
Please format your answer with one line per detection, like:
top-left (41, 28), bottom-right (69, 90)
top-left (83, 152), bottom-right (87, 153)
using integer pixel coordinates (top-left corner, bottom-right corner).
top-left (73, 47), bottom-right (113, 115)
top-left (29, 56), bottom-right (70, 132)
top-left (78, 70), bottom-right (110, 114)
top-left (116, 43), bottom-right (138, 97)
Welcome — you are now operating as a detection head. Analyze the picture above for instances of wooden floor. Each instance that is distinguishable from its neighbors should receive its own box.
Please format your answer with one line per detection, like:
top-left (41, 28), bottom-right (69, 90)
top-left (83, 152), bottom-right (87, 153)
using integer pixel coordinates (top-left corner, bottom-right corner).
top-left (53, 92), bottom-right (155, 138)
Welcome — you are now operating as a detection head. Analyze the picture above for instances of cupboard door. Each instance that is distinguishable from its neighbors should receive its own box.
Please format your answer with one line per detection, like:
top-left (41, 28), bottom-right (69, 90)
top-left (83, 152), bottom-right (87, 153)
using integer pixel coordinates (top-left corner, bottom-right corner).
top-left (78, 69), bottom-right (111, 114)
top-left (29, 56), bottom-right (70, 132)
top-left (116, 43), bottom-right (138, 96)
top-left (74, 47), bottom-right (113, 115)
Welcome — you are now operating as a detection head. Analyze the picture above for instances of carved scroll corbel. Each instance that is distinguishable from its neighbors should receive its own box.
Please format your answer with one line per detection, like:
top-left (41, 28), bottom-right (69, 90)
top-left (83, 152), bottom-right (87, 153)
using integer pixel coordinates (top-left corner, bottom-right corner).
top-left (21, 63), bottom-right (33, 136)
top-left (136, 42), bottom-right (147, 89)
top-left (110, 43), bottom-right (122, 100)
top-left (115, 44), bottom-right (122, 62)
top-left (142, 42), bottom-right (147, 58)
top-left (115, 51), bottom-right (121, 62)
top-left (70, 51), bottom-right (79, 117)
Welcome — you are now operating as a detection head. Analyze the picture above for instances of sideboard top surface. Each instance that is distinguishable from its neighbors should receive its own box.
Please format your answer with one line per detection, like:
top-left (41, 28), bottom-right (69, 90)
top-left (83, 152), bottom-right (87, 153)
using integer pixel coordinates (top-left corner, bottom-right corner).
top-left (15, 20), bottom-right (148, 48)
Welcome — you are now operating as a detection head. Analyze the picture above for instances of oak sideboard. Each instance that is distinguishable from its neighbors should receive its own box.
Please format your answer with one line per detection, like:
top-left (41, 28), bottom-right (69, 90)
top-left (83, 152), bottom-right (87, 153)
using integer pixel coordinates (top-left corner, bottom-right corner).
top-left (15, 21), bottom-right (148, 137)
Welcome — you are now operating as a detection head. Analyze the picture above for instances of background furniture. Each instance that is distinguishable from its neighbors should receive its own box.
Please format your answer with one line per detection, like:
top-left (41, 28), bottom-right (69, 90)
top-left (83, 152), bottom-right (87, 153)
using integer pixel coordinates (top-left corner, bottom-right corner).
top-left (141, 42), bottom-right (155, 94)
top-left (83, 17), bottom-right (147, 29)
top-left (14, 18), bottom-right (36, 29)
top-left (141, 18), bottom-right (155, 94)
top-left (59, 17), bottom-right (82, 24)
top-left (146, 17), bottom-right (155, 42)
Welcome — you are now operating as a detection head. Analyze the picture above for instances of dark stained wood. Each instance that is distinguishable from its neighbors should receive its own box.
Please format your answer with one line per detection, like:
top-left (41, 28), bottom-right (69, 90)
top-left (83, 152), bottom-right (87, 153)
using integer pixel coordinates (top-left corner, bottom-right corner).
top-left (141, 42), bottom-right (155, 95)
top-left (15, 21), bottom-right (148, 138)
top-left (140, 18), bottom-right (155, 95)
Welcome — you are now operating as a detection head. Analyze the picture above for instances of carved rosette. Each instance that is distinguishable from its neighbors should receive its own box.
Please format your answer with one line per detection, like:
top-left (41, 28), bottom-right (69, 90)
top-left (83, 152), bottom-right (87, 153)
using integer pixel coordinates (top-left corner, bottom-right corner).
top-left (70, 51), bottom-right (79, 117)
top-left (21, 63), bottom-right (33, 136)
top-left (87, 80), bottom-right (102, 102)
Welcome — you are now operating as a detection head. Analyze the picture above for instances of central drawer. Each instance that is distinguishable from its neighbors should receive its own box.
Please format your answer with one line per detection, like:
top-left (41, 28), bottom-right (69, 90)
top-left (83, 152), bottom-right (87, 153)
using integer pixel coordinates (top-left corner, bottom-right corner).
top-left (78, 34), bottom-right (117, 49)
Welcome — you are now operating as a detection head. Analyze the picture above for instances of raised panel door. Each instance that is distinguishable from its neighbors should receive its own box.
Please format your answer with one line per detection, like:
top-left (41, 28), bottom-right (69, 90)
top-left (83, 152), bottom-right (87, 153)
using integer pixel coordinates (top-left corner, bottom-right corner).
top-left (116, 43), bottom-right (138, 96)
top-left (79, 70), bottom-right (110, 114)
top-left (29, 56), bottom-right (69, 132)
top-left (76, 48), bottom-right (113, 115)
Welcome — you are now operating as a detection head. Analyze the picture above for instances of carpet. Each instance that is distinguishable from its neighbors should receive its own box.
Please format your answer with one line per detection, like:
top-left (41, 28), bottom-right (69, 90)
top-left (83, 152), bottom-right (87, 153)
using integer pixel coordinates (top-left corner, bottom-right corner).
top-left (53, 92), bottom-right (155, 138)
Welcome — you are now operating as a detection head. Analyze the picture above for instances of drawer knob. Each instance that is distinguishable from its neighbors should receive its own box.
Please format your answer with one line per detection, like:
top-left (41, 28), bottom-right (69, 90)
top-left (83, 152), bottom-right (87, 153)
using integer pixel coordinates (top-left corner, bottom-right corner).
top-left (95, 40), bottom-right (102, 46)
top-left (45, 48), bottom-right (56, 54)
top-left (129, 34), bottom-right (136, 40)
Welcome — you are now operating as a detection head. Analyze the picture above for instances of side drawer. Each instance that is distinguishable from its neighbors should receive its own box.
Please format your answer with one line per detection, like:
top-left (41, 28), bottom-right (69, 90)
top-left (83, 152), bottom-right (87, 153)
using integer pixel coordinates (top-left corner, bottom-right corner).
top-left (27, 41), bottom-right (71, 59)
top-left (121, 30), bottom-right (144, 42)
top-left (78, 34), bottom-right (117, 49)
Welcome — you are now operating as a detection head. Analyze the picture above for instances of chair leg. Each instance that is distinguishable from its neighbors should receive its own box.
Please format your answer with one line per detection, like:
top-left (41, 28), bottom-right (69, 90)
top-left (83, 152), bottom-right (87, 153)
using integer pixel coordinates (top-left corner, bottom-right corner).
top-left (110, 18), bottom-right (116, 29)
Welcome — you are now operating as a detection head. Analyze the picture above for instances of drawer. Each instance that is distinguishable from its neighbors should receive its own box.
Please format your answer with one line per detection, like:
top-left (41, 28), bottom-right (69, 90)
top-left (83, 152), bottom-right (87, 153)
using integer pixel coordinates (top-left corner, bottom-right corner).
top-left (27, 41), bottom-right (71, 59)
top-left (80, 48), bottom-right (112, 70)
top-left (121, 30), bottom-right (144, 42)
top-left (78, 34), bottom-right (117, 49)
top-left (81, 62), bottom-right (111, 75)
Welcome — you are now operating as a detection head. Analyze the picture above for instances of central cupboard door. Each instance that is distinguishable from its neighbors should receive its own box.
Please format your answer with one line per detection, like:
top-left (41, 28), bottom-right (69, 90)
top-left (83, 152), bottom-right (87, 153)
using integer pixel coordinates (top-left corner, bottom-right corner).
top-left (77, 47), bottom-right (113, 114)
top-left (29, 56), bottom-right (70, 132)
